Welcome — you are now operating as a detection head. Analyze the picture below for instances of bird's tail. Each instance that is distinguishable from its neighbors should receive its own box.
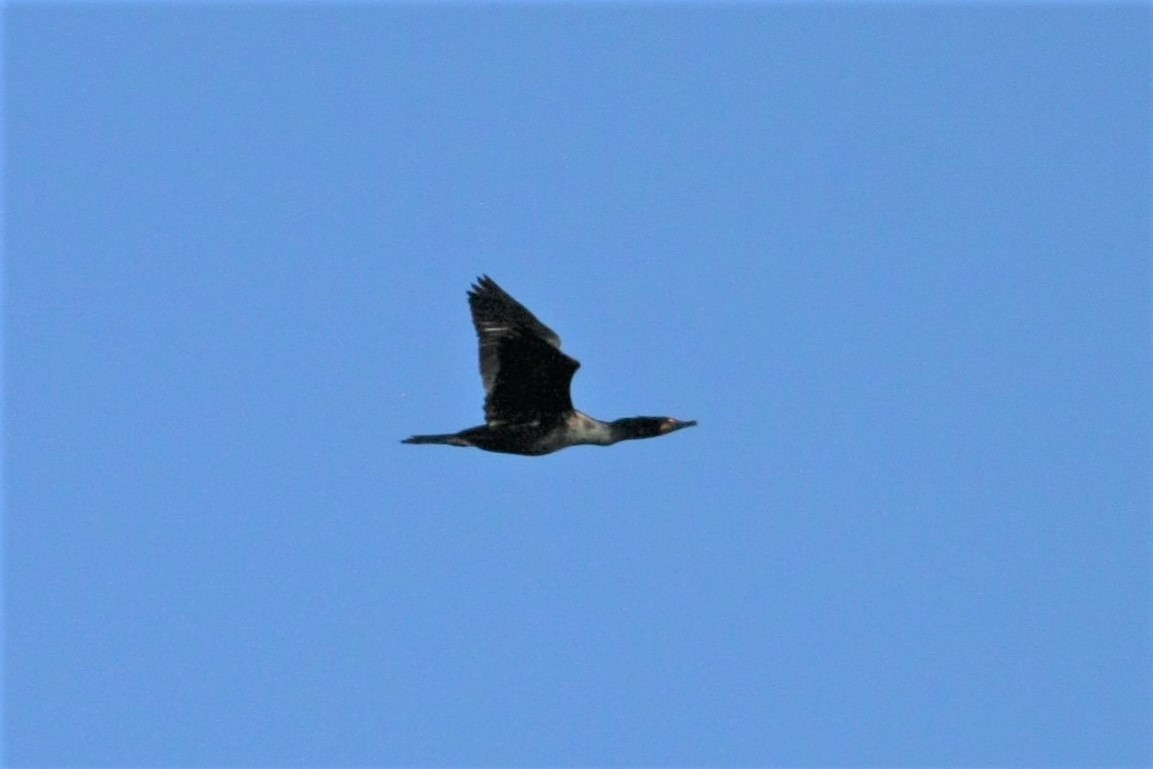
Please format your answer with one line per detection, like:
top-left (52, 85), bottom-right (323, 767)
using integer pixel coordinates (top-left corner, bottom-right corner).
top-left (401, 433), bottom-right (465, 447)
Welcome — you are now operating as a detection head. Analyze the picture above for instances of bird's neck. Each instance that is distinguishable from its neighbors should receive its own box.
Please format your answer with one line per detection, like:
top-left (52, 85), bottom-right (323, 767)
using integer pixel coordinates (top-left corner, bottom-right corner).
top-left (563, 411), bottom-right (618, 446)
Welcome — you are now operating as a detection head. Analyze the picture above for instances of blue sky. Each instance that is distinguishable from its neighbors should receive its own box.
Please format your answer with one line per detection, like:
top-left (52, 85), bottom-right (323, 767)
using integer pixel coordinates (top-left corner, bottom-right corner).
top-left (4, 4), bottom-right (1150, 767)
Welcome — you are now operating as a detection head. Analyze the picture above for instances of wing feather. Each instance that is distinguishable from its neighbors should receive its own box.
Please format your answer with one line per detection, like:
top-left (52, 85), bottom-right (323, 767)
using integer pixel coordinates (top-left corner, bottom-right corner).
top-left (467, 276), bottom-right (580, 423)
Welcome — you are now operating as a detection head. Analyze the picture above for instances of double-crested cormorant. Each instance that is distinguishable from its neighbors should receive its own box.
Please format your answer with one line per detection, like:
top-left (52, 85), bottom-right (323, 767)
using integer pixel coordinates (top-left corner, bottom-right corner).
top-left (402, 276), bottom-right (697, 456)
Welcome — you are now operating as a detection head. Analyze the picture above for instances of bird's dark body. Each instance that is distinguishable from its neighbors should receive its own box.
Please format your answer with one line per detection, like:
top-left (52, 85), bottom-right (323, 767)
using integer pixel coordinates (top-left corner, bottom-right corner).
top-left (404, 419), bottom-right (565, 456)
top-left (403, 276), bottom-right (696, 456)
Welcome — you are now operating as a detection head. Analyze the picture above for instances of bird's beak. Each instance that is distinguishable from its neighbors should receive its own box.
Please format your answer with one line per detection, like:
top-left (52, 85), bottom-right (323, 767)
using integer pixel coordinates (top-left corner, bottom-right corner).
top-left (661, 418), bottom-right (698, 434)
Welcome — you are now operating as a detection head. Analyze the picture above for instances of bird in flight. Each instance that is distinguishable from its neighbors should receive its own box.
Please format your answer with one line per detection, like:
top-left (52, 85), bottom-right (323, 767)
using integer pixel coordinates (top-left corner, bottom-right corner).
top-left (403, 275), bottom-right (697, 456)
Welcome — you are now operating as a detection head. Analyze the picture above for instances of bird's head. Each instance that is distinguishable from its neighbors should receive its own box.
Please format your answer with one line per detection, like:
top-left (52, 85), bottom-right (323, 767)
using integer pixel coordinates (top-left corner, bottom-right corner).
top-left (609, 416), bottom-right (698, 441)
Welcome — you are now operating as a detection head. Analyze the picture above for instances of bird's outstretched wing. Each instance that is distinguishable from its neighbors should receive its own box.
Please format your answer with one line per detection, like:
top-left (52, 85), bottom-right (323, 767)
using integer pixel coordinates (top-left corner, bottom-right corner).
top-left (468, 275), bottom-right (580, 424)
